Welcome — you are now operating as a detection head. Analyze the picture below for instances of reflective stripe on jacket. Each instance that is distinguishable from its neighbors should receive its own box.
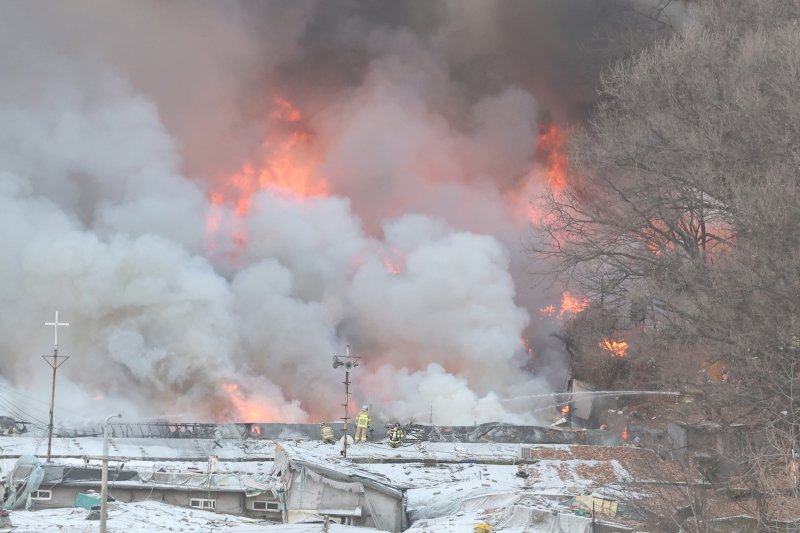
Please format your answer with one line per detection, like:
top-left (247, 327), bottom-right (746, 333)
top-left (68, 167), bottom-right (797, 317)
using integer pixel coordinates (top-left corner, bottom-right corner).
top-left (321, 426), bottom-right (334, 440)
top-left (356, 411), bottom-right (370, 428)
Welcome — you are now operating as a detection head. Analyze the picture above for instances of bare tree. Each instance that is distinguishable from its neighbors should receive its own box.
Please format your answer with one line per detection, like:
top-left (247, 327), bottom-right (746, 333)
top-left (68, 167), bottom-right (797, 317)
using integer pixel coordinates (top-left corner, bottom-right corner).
top-left (531, 0), bottom-right (800, 526)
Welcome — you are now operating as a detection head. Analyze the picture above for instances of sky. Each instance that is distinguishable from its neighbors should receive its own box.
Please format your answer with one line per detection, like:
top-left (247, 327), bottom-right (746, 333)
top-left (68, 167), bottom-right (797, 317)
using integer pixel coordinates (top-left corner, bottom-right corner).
top-left (0, 1), bottom-right (682, 426)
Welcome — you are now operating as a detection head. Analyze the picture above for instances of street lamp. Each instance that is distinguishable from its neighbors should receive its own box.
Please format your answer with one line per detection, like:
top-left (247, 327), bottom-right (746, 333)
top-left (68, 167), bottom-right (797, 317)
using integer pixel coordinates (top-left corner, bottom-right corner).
top-left (333, 345), bottom-right (359, 458)
top-left (100, 413), bottom-right (122, 533)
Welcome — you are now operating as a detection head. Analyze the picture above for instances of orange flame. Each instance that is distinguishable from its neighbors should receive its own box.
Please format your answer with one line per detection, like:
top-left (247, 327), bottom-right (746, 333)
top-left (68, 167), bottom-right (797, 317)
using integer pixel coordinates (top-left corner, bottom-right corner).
top-left (560, 404), bottom-right (571, 415)
top-left (520, 338), bottom-right (534, 357)
top-left (599, 338), bottom-right (629, 358)
top-left (221, 382), bottom-right (276, 422)
top-left (378, 247), bottom-right (405, 274)
top-left (539, 304), bottom-right (556, 318)
top-left (205, 96), bottom-right (327, 257)
top-left (537, 124), bottom-right (569, 193)
top-left (558, 291), bottom-right (589, 319)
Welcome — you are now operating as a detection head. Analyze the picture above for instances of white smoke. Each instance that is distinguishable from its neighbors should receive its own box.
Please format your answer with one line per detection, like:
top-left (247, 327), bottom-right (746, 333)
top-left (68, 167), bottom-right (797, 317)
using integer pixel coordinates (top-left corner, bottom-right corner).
top-left (0, 0), bottom-right (680, 427)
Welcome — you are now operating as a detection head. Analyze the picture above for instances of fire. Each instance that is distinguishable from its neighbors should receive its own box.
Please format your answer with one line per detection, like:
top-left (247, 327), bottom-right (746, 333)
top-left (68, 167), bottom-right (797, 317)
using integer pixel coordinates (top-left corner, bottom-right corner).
top-left (520, 337), bottom-right (533, 355)
top-left (558, 291), bottom-right (589, 319)
top-left (205, 96), bottom-right (327, 257)
top-left (378, 247), bottom-right (405, 274)
top-left (539, 304), bottom-right (556, 318)
top-left (507, 123), bottom-right (571, 228)
top-left (536, 123), bottom-right (569, 193)
top-left (560, 404), bottom-right (571, 415)
top-left (599, 338), bottom-right (629, 358)
top-left (221, 382), bottom-right (276, 422)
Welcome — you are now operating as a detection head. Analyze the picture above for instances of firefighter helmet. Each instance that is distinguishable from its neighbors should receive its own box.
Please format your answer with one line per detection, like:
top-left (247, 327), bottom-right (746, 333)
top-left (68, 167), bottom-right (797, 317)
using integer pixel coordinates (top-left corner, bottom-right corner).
top-left (473, 522), bottom-right (492, 533)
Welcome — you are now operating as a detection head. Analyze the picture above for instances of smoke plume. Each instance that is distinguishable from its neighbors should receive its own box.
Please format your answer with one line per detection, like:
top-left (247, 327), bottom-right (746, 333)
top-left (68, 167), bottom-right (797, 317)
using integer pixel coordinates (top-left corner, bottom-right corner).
top-left (0, 0), bottom-right (680, 427)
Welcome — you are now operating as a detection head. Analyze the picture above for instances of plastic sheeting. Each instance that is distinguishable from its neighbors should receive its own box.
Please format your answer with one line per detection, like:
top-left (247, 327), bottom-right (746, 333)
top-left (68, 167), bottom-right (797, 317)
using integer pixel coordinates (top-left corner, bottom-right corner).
top-left (495, 505), bottom-right (594, 533)
top-left (301, 468), bottom-right (365, 494)
top-left (138, 470), bottom-right (275, 496)
top-left (2, 455), bottom-right (44, 510)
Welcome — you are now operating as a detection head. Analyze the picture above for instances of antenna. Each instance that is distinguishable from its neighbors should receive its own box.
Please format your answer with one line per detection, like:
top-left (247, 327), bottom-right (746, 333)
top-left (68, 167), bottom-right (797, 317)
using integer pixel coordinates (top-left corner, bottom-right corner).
top-left (43, 311), bottom-right (69, 463)
top-left (332, 345), bottom-right (359, 458)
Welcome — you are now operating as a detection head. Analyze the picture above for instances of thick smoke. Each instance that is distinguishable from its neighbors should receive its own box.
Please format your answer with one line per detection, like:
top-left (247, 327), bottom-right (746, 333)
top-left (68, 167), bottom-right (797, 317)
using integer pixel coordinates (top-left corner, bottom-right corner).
top-left (0, 1), bottom-right (679, 427)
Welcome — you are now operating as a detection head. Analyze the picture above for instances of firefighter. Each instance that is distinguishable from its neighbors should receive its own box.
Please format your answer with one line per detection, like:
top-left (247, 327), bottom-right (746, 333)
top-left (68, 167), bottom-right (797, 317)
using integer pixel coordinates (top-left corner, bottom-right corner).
top-left (320, 423), bottom-right (335, 444)
top-left (355, 405), bottom-right (370, 443)
top-left (473, 522), bottom-right (492, 533)
top-left (387, 422), bottom-right (404, 448)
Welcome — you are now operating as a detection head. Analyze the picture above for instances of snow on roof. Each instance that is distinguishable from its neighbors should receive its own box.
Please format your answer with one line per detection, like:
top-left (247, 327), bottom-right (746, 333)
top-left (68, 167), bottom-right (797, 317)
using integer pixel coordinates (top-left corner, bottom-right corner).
top-left (275, 442), bottom-right (405, 498)
top-left (0, 435), bottom-right (275, 461)
top-left (275, 440), bottom-right (686, 484)
top-left (5, 500), bottom-right (378, 532)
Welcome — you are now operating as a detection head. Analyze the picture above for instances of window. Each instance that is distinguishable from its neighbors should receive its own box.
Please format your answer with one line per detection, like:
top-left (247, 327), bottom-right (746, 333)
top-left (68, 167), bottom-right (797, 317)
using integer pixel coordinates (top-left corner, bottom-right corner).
top-left (31, 490), bottom-right (52, 501)
top-left (519, 446), bottom-right (534, 460)
top-left (252, 500), bottom-right (280, 511)
top-left (189, 498), bottom-right (215, 510)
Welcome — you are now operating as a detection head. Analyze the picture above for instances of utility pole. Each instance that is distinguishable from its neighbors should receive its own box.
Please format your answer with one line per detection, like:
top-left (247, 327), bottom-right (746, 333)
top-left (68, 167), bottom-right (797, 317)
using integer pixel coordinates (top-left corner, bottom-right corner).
top-left (43, 311), bottom-right (69, 463)
top-left (332, 345), bottom-right (359, 459)
top-left (100, 413), bottom-right (122, 533)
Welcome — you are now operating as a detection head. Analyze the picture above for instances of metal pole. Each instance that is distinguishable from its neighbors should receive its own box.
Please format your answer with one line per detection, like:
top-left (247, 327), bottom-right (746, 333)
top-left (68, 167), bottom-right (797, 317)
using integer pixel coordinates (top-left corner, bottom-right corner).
top-left (100, 413), bottom-right (122, 533)
top-left (343, 367), bottom-right (350, 458)
top-left (333, 345), bottom-right (358, 459)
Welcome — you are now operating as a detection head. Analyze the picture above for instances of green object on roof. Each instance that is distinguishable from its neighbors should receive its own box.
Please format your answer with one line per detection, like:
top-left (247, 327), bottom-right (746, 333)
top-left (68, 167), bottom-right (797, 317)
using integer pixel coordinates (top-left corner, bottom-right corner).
top-left (75, 492), bottom-right (101, 510)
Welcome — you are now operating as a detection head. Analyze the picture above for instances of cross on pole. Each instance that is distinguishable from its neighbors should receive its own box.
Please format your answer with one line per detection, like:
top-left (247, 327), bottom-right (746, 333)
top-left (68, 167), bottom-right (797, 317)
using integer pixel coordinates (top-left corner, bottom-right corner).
top-left (42, 310), bottom-right (70, 462)
top-left (45, 310), bottom-right (69, 349)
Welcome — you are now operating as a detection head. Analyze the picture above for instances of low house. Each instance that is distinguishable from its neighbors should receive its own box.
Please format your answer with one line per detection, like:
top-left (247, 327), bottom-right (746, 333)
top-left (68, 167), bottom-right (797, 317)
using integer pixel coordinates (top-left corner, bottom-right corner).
top-left (272, 443), bottom-right (407, 531)
top-left (29, 464), bottom-right (278, 519)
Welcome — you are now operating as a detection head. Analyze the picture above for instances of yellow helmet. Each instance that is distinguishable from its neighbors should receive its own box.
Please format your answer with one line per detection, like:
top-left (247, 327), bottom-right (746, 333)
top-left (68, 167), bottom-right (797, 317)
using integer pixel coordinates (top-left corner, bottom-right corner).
top-left (473, 523), bottom-right (492, 533)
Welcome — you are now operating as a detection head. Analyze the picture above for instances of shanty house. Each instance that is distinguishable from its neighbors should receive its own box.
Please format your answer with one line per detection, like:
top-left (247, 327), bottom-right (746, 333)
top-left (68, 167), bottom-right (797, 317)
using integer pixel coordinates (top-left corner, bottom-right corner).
top-left (27, 464), bottom-right (278, 519)
top-left (273, 443), bottom-right (407, 531)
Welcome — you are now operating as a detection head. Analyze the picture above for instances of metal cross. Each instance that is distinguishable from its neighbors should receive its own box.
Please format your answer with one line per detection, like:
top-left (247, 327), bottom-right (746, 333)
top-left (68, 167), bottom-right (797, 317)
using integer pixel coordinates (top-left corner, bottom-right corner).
top-left (44, 311), bottom-right (69, 348)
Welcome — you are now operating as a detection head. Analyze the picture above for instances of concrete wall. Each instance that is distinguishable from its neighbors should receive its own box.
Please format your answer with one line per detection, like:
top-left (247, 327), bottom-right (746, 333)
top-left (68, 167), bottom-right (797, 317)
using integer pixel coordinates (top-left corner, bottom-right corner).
top-left (35, 485), bottom-right (244, 515)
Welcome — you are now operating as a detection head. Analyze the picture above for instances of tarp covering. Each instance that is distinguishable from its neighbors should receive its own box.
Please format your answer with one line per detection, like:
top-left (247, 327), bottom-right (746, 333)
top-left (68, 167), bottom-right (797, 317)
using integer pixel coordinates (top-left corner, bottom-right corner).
top-left (495, 505), bottom-right (594, 533)
top-left (575, 494), bottom-right (618, 517)
top-left (137, 470), bottom-right (275, 495)
top-left (3, 455), bottom-right (44, 510)
top-left (302, 468), bottom-right (365, 494)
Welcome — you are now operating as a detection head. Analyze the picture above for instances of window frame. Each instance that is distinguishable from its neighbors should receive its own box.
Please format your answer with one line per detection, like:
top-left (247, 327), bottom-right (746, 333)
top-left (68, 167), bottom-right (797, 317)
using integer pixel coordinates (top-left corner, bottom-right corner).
top-left (31, 489), bottom-right (52, 501)
top-left (189, 498), bottom-right (216, 510)
top-left (252, 499), bottom-right (280, 511)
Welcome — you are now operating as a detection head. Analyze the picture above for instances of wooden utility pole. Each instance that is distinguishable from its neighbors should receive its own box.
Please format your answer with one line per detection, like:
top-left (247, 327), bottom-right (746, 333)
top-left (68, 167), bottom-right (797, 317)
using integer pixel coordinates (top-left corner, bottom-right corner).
top-left (43, 311), bottom-right (69, 463)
